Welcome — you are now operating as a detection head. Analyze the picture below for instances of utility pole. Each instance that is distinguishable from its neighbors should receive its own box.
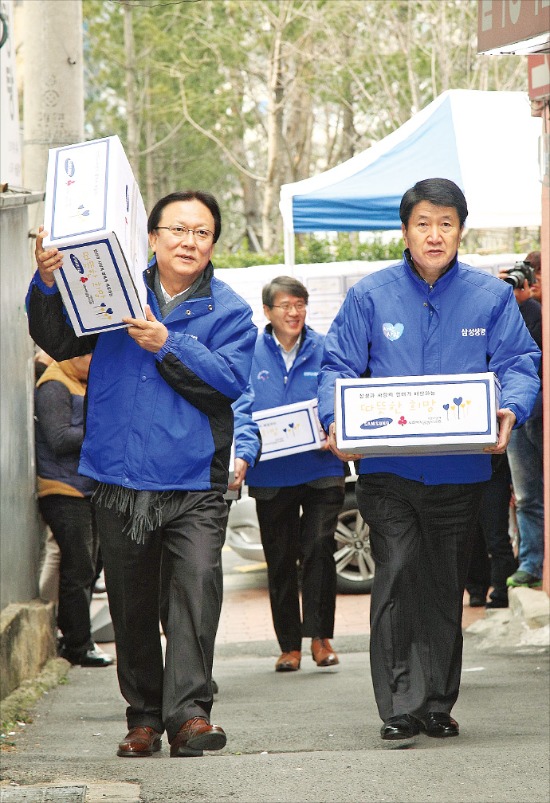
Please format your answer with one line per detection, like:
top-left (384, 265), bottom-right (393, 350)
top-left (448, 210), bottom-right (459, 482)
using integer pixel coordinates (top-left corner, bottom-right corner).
top-left (21, 0), bottom-right (84, 232)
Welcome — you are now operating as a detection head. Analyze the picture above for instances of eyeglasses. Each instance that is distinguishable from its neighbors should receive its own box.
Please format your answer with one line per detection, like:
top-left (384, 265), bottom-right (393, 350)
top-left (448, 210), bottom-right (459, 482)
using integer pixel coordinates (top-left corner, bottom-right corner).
top-left (155, 225), bottom-right (214, 242)
top-left (270, 301), bottom-right (307, 312)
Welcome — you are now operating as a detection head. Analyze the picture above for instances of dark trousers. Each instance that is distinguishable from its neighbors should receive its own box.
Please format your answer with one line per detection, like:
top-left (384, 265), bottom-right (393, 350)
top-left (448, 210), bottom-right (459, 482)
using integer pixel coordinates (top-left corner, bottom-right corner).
top-left (467, 454), bottom-right (516, 603)
top-left (94, 491), bottom-right (227, 742)
top-left (466, 528), bottom-right (491, 599)
top-left (356, 474), bottom-right (484, 722)
top-left (255, 484), bottom-right (345, 652)
top-left (38, 495), bottom-right (96, 656)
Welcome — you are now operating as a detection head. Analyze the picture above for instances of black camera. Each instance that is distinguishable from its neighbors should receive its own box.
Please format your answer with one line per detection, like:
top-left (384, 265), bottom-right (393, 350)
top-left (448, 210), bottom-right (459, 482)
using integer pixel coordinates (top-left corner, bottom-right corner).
top-left (502, 260), bottom-right (535, 290)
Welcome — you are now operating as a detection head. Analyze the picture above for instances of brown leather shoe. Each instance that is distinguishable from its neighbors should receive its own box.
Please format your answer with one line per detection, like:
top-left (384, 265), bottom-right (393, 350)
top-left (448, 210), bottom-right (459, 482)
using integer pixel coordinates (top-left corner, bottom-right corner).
top-left (275, 651), bottom-right (301, 672)
top-left (311, 638), bottom-right (339, 667)
top-left (170, 717), bottom-right (227, 758)
top-left (117, 726), bottom-right (162, 757)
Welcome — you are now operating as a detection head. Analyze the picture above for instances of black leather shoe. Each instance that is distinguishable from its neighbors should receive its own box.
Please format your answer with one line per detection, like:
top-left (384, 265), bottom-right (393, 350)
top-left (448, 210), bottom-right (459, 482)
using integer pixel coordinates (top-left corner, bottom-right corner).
top-left (423, 712), bottom-right (459, 738)
top-left (469, 595), bottom-right (486, 607)
top-left (79, 646), bottom-right (115, 667)
top-left (61, 644), bottom-right (115, 667)
top-left (380, 714), bottom-right (421, 740)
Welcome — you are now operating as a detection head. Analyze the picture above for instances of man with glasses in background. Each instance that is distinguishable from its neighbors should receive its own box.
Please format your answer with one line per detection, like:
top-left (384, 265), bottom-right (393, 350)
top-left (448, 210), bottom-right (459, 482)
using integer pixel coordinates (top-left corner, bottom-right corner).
top-left (241, 276), bottom-right (346, 673)
top-left (27, 191), bottom-right (256, 759)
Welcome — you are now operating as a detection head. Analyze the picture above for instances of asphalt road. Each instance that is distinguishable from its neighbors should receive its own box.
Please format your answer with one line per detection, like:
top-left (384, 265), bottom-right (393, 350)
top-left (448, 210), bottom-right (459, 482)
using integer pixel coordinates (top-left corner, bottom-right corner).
top-left (1, 552), bottom-right (548, 803)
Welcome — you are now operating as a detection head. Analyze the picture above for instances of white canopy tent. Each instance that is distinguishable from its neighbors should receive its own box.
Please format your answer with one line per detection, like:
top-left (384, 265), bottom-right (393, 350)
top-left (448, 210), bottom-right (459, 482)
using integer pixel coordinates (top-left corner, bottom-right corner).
top-left (280, 90), bottom-right (542, 266)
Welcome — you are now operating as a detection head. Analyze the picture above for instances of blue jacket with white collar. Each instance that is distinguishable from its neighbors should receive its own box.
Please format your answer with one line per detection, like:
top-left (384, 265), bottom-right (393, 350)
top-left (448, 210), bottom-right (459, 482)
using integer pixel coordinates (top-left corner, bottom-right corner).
top-left (244, 324), bottom-right (345, 488)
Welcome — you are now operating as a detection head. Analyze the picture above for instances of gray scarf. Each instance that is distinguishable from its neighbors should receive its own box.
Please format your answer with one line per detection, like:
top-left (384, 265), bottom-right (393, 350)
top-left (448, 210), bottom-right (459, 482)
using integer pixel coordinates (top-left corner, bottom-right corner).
top-left (93, 483), bottom-right (175, 545)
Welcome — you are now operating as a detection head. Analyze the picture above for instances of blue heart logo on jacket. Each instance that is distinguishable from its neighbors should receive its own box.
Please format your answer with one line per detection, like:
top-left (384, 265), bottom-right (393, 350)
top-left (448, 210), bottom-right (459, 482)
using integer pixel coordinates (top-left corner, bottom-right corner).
top-left (382, 322), bottom-right (404, 341)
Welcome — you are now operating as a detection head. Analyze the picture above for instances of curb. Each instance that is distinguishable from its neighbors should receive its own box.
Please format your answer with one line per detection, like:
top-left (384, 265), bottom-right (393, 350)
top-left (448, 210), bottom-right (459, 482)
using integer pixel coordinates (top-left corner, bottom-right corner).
top-left (0, 657), bottom-right (70, 743)
top-left (509, 586), bottom-right (550, 628)
top-left (466, 587), bottom-right (550, 650)
top-left (0, 600), bottom-right (57, 700)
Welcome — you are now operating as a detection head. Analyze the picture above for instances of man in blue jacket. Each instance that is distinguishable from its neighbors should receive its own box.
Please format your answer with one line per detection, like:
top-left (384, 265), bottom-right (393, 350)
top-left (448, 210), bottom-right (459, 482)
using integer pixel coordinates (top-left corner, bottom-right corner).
top-left (244, 277), bottom-right (346, 673)
top-left (318, 179), bottom-right (540, 742)
top-left (27, 191), bottom-right (256, 759)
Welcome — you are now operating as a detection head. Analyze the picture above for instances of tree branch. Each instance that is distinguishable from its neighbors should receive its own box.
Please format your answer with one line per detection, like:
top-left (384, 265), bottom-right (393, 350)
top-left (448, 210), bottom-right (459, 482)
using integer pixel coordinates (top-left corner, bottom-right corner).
top-left (179, 80), bottom-right (265, 183)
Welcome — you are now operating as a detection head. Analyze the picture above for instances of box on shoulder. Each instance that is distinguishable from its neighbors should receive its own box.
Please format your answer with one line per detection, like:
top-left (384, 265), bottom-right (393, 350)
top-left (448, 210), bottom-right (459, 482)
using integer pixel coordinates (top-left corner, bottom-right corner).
top-left (253, 398), bottom-right (326, 461)
top-left (335, 373), bottom-right (500, 456)
top-left (43, 135), bottom-right (148, 336)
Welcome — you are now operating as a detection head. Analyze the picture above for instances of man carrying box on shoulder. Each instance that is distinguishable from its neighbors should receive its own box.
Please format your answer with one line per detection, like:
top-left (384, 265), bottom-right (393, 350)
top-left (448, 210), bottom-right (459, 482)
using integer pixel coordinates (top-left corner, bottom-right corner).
top-left (318, 178), bottom-right (540, 742)
top-left (242, 276), bottom-right (346, 673)
top-left (27, 190), bottom-right (256, 759)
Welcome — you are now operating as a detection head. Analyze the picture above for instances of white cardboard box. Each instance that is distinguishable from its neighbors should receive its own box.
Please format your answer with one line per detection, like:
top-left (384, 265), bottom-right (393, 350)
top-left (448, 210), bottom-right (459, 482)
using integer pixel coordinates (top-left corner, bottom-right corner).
top-left (43, 136), bottom-right (148, 336)
top-left (253, 398), bottom-right (326, 461)
top-left (335, 373), bottom-right (500, 456)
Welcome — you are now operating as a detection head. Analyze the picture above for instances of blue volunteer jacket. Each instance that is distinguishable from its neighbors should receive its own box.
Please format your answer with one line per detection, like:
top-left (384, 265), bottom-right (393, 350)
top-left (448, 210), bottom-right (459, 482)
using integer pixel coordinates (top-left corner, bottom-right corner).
top-left (318, 252), bottom-right (541, 486)
top-left (245, 324), bottom-right (345, 488)
top-left (232, 386), bottom-right (261, 467)
top-left (26, 260), bottom-right (257, 492)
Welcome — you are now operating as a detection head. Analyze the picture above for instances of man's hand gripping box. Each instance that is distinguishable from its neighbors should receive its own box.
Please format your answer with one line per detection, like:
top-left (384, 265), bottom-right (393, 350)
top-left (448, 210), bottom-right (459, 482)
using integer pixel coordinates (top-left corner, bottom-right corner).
top-left (43, 135), bottom-right (148, 336)
top-left (335, 373), bottom-right (500, 456)
top-left (253, 398), bottom-right (327, 461)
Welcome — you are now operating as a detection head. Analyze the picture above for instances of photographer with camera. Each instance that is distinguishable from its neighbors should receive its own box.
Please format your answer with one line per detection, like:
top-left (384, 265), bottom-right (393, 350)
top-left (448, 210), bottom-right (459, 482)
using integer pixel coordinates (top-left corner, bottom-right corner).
top-left (499, 254), bottom-right (543, 589)
top-left (526, 251), bottom-right (542, 304)
top-left (500, 258), bottom-right (541, 337)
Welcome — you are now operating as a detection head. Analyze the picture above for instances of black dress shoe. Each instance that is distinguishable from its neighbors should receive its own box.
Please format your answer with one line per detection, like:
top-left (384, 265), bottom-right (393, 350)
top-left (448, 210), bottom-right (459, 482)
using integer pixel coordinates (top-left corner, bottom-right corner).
top-left (381, 714), bottom-right (421, 740)
top-left (469, 595), bottom-right (487, 607)
top-left (79, 646), bottom-right (115, 667)
top-left (61, 644), bottom-right (115, 667)
top-left (423, 712), bottom-right (459, 738)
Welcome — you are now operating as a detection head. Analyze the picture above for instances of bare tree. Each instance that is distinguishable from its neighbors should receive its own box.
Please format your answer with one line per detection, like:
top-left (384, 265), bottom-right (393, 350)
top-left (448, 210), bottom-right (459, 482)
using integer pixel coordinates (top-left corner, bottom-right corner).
top-left (82, 0), bottom-right (527, 255)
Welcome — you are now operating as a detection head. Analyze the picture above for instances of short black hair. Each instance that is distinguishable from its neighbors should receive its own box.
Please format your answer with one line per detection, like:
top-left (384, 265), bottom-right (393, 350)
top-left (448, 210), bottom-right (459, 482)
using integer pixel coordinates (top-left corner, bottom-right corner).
top-left (147, 191), bottom-right (222, 242)
top-left (262, 276), bottom-right (308, 307)
top-left (399, 178), bottom-right (468, 228)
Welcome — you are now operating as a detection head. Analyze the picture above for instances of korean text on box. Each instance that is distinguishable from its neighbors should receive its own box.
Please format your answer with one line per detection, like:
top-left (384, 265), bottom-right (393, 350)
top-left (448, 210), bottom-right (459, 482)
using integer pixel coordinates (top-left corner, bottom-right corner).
top-left (335, 373), bottom-right (500, 456)
top-left (253, 398), bottom-right (326, 461)
top-left (43, 135), bottom-right (148, 336)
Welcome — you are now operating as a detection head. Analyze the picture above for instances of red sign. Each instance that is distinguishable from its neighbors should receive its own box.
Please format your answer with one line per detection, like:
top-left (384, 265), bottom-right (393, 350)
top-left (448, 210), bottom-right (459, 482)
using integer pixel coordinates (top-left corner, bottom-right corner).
top-left (529, 55), bottom-right (550, 99)
top-left (478, 0), bottom-right (550, 54)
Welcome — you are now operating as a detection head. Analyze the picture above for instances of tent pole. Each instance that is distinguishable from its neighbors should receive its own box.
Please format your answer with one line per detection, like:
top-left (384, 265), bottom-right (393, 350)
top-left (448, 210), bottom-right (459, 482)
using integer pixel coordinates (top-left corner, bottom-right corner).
top-left (283, 226), bottom-right (296, 274)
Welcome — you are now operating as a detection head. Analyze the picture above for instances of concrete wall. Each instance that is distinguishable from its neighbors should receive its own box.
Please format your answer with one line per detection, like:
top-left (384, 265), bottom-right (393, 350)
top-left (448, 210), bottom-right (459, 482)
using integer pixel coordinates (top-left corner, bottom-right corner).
top-left (0, 192), bottom-right (43, 609)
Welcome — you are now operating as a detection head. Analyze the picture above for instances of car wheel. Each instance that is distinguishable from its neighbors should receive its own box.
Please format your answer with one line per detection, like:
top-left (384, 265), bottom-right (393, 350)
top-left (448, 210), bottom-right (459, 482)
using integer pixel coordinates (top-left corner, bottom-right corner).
top-left (225, 496), bottom-right (266, 563)
top-left (334, 490), bottom-right (375, 594)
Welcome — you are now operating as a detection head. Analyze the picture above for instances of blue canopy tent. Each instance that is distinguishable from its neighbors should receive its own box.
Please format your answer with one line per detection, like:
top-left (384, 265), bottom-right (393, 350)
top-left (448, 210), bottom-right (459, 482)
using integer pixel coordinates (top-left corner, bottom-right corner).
top-left (279, 90), bottom-right (542, 265)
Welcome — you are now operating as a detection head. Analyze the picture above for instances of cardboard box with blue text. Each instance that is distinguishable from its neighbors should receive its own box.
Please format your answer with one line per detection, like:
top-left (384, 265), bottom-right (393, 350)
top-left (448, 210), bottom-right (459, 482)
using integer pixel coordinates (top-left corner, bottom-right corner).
top-left (43, 136), bottom-right (148, 336)
top-left (253, 398), bottom-right (327, 461)
top-left (335, 373), bottom-right (500, 456)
